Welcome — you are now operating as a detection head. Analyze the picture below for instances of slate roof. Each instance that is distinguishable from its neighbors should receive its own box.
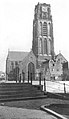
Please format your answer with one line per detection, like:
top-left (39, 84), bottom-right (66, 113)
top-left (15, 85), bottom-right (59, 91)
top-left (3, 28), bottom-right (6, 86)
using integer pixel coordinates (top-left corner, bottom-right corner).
top-left (55, 53), bottom-right (68, 62)
top-left (7, 51), bottom-right (29, 61)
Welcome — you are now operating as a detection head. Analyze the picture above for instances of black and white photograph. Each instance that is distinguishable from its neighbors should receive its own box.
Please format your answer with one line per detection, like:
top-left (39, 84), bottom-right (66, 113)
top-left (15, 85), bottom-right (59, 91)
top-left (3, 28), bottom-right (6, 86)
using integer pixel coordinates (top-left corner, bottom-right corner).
top-left (0, 0), bottom-right (69, 118)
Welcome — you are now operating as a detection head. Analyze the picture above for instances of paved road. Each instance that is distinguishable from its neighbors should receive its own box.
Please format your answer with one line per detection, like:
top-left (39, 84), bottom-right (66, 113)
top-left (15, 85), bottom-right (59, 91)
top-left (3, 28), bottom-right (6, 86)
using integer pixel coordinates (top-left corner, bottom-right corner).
top-left (0, 106), bottom-right (57, 119)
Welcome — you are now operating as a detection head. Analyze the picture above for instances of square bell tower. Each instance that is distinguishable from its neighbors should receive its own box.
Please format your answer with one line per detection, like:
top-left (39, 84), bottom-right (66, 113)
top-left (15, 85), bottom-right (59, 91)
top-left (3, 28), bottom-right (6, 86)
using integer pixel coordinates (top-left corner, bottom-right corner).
top-left (32, 3), bottom-right (54, 67)
top-left (32, 3), bottom-right (54, 56)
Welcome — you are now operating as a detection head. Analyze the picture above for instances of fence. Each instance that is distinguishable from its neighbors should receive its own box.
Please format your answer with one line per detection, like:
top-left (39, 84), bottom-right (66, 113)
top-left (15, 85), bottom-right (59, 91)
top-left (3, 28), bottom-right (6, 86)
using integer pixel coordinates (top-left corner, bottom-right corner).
top-left (32, 80), bottom-right (69, 93)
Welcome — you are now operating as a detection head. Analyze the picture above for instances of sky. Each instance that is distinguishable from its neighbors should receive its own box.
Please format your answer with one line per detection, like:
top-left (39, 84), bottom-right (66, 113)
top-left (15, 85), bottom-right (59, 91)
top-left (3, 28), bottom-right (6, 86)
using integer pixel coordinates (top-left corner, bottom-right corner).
top-left (0, 0), bottom-right (69, 72)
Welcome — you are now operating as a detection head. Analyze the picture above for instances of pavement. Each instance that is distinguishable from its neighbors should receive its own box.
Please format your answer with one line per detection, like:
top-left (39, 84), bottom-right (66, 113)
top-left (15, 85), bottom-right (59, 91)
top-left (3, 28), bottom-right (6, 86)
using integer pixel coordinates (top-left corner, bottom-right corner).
top-left (1, 98), bottom-right (69, 119)
top-left (0, 106), bottom-right (57, 119)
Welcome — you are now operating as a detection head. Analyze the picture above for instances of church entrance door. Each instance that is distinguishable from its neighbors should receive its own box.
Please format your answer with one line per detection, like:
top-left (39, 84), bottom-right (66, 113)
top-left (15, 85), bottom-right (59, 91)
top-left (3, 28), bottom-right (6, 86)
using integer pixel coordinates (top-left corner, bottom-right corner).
top-left (28, 62), bottom-right (35, 84)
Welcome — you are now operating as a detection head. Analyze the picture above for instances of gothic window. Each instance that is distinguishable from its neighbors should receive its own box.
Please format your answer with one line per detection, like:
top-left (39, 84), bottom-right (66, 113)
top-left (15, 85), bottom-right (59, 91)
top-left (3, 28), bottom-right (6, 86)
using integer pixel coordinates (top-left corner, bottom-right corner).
top-left (48, 39), bottom-right (51, 55)
top-left (11, 61), bottom-right (14, 70)
top-left (48, 23), bottom-right (51, 36)
top-left (43, 22), bottom-right (47, 36)
top-left (40, 22), bottom-right (42, 36)
top-left (44, 38), bottom-right (47, 54)
top-left (39, 38), bottom-right (43, 54)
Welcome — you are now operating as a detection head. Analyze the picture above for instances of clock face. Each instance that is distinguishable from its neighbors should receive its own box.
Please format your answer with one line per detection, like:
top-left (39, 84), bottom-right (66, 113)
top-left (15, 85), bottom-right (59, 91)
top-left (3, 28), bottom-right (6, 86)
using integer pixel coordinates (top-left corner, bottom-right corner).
top-left (42, 6), bottom-right (47, 12)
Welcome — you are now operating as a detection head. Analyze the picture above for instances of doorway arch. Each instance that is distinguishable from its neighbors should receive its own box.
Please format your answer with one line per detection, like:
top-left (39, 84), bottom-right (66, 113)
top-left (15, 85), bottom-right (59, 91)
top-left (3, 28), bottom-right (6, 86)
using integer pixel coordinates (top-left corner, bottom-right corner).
top-left (28, 62), bottom-right (35, 83)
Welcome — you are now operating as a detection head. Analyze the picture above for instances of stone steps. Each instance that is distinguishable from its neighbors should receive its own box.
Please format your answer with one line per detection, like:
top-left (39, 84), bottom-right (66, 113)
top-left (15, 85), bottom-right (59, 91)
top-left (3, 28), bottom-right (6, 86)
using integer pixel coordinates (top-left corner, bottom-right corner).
top-left (0, 83), bottom-right (45, 101)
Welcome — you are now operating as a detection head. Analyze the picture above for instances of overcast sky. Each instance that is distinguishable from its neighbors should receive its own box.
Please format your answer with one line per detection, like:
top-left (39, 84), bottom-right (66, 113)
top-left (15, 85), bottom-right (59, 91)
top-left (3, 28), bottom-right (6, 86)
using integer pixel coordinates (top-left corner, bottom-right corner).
top-left (0, 0), bottom-right (69, 72)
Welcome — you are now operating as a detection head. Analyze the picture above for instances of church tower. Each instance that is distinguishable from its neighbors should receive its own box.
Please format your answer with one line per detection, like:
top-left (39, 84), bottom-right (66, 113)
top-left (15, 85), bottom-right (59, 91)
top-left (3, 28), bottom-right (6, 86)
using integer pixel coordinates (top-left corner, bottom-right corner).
top-left (32, 3), bottom-right (54, 62)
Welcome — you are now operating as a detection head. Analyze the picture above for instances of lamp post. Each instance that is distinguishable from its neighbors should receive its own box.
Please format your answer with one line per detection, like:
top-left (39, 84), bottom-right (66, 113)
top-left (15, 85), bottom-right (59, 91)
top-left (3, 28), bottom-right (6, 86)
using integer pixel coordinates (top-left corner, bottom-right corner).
top-left (30, 73), bottom-right (32, 85)
top-left (39, 64), bottom-right (42, 85)
top-left (39, 72), bottom-right (41, 85)
top-left (22, 70), bottom-right (25, 83)
top-left (64, 83), bottom-right (66, 94)
top-left (44, 77), bottom-right (46, 92)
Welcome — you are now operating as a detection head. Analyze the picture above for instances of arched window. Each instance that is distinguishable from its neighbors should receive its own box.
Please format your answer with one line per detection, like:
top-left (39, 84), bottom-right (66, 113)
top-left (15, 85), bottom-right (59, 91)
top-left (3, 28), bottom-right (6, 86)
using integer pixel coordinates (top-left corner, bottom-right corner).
top-left (39, 38), bottom-right (43, 54)
top-left (48, 23), bottom-right (51, 36)
top-left (11, 61), bottom-right (14, 70)
top-left (43, 22), bottom-right (47, 36)
top-left (44, 38), bottom-right (47, 54)
top-left (48, 39), bottom-right (51, 55)
top-left (40, 22), bottom-right (42, 36)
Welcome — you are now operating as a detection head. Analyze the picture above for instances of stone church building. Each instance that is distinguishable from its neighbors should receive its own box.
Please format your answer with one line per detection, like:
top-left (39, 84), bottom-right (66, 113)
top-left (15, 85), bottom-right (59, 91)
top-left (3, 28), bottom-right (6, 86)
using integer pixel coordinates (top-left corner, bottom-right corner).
top-left (6, 3), bottom-right (68, 81)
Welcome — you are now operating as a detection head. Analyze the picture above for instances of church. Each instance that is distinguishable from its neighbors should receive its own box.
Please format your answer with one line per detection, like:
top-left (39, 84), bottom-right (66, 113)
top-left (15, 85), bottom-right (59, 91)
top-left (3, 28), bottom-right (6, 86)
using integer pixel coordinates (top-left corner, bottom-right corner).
top-left (6, 3), bottom-right (68, 82)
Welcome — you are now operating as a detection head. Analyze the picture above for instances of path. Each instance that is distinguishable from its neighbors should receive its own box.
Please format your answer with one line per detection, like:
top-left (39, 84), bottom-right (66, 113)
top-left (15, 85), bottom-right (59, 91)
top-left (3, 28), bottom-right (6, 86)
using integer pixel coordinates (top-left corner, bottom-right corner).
top-left (0, 106), bottom-right (57, 119)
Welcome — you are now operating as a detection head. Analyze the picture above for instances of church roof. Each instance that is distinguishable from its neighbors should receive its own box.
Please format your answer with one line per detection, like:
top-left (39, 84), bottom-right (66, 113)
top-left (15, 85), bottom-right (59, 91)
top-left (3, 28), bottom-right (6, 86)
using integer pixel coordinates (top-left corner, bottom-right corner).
top-left (55, 53), bottom-right (68, 62)
top-left (7, 51), bottom-right (29, 61)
